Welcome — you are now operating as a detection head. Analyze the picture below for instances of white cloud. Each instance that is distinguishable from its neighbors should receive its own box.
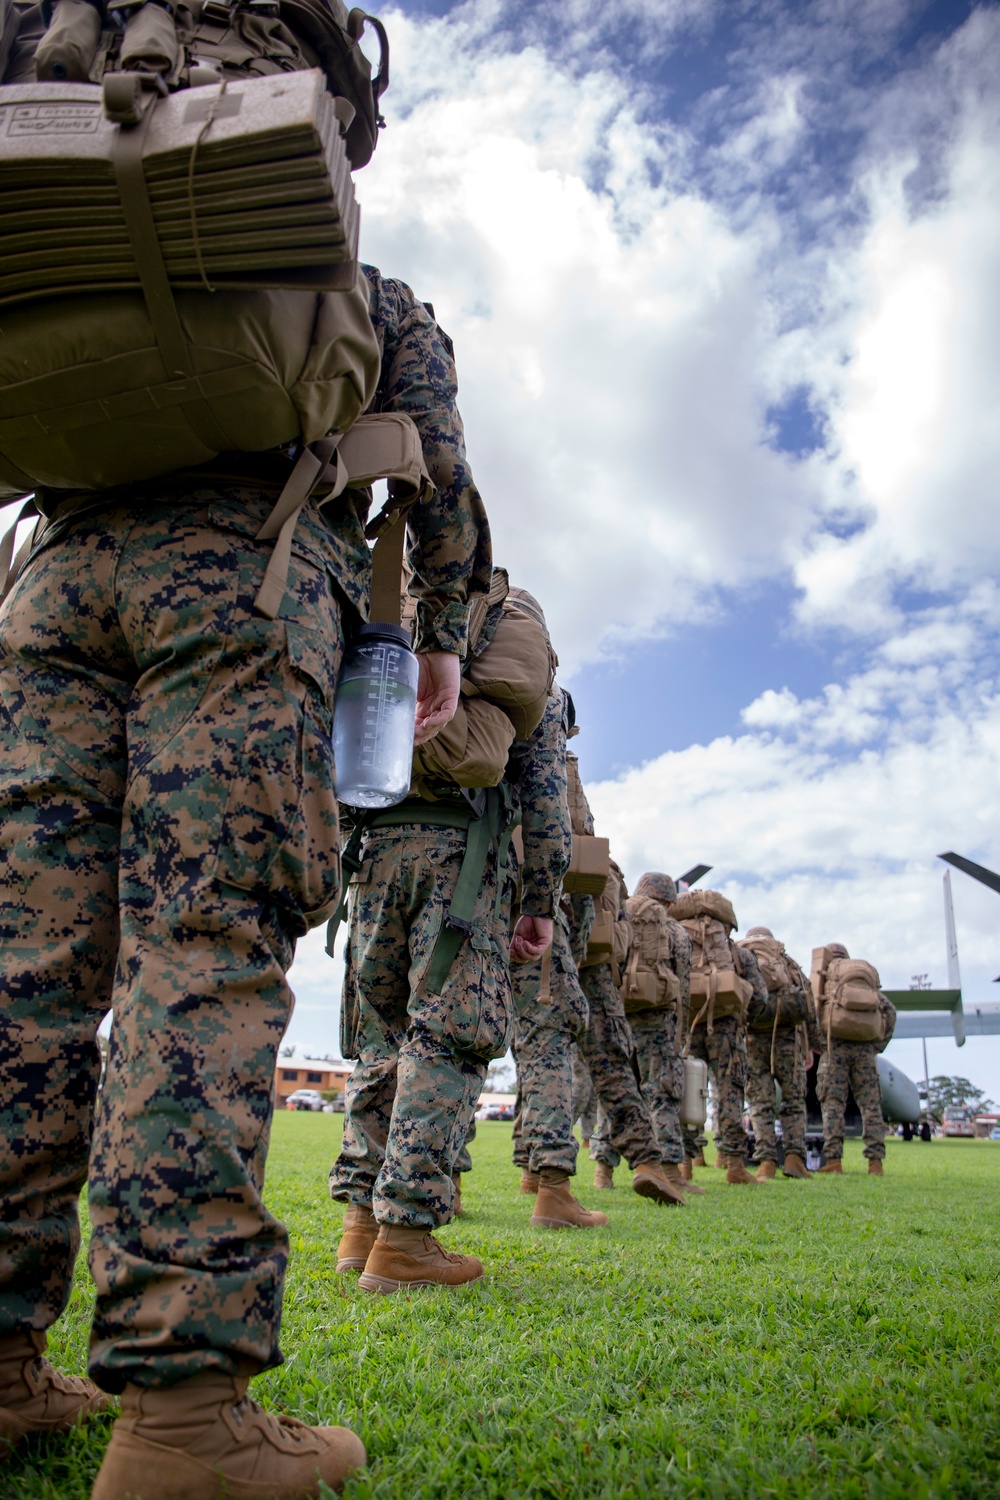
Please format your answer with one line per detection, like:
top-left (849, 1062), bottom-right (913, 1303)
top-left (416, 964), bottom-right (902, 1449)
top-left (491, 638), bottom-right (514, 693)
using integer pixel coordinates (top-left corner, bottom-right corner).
top-left (351, 3), bottom-right (1000, 670)
top-left (586, 601), bottom-right (1000, 1022)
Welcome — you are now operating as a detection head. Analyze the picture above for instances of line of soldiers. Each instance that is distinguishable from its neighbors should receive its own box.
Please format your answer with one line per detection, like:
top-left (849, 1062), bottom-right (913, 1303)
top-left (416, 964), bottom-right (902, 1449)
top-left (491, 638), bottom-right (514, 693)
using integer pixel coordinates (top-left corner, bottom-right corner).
top-left (0, 241), bottom-right (898, 1499)
top-left (328, 586), bottom-right (901, 1282)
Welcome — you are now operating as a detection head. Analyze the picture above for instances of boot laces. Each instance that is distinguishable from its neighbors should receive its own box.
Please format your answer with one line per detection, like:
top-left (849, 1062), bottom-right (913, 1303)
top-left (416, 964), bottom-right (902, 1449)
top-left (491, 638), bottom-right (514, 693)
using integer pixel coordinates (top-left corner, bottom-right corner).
top-left (230, 1394), bottom-right (308, 1448)
top-left (32, 1358), bottom-right (93, 1398)
top-left (424, 1233), bottom-right (463, 1264)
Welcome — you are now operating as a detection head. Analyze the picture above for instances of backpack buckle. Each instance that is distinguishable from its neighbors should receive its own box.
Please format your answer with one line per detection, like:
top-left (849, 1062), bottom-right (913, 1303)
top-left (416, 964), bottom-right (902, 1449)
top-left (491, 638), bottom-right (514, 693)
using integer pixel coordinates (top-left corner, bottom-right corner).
top-left (102, 69), bottom-right (167, 125)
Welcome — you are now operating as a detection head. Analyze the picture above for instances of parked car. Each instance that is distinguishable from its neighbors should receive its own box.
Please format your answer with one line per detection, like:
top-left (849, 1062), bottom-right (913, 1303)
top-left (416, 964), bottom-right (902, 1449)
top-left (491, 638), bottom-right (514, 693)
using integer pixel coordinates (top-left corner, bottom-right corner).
top-left (989, 1125), bottom-right (1000, 1142)
top-left (286, 1089), bottom-right (325, 1111)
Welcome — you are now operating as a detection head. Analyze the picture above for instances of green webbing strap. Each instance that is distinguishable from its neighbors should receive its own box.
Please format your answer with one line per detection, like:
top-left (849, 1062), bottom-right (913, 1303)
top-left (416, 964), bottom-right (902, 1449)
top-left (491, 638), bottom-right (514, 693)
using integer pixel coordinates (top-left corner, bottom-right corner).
top-left (494, 791), bottom-right (520, 920)
top-left (323, 799), bottom-right (478, 959)
top-left (324, 818), bottom-right (370, 958)
top-left (423, 792), bottom-right (498, 997)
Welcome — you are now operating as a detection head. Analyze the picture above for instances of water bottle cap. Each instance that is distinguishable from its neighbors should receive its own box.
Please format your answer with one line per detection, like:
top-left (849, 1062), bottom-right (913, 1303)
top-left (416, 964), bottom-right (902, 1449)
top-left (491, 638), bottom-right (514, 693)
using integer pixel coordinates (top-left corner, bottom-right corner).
top-left (356, 621), bottom-right (413, 649)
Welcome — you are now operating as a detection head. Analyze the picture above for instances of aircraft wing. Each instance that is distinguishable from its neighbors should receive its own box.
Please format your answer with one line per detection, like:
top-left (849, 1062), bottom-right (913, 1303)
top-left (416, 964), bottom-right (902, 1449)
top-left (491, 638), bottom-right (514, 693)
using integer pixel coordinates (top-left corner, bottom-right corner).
top-left (889, 1003), bottom-right (1000, 1039)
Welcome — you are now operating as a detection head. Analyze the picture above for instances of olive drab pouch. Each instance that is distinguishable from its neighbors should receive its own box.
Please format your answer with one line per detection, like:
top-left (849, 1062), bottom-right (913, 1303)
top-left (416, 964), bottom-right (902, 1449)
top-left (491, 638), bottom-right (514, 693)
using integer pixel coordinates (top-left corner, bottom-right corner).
top-left (464, 575), bottom-right (557, 741)
top-left (811, 948), bottom-right (884, 1044)
top-left (675, 890), bottom-right (749, 1032)
top-left (619, 893), bottom-right (681, 1015)
top-left (558, 750), bottom-right (609, 898)
top-left (0, 0), bottom-right (389, 500)
top-left (581, 857), bottom-right (630, 970)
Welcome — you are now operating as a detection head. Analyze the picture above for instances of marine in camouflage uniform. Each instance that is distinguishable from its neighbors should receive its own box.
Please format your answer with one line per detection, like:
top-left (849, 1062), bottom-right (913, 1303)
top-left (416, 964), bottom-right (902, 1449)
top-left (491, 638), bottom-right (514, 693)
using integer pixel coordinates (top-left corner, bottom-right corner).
top-left (684, 944), bottom-right (767, 1169)
top-left (742, 930), bottom-right (823, 1171)
top-left (571, 1045), bottom-right (598, 1142)
top-left (509, 690), bottom-right (584, 1179)
top-left (818, 955), bottom-right (897, 1165)
top-left (328, 811), bottom-right (511, 1229)
top-left (0, 265), bottom-right (489, 1392)
top-left (514, 753), bottom-right (685, 1207)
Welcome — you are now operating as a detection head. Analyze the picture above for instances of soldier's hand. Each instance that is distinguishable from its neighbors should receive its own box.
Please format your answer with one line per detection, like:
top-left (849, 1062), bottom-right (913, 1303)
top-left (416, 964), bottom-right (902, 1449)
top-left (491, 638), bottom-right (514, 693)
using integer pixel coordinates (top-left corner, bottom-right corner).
top-left (414, 651), bottom-right (461, 744)
top-left (510, 914), bottom-right (553, 963)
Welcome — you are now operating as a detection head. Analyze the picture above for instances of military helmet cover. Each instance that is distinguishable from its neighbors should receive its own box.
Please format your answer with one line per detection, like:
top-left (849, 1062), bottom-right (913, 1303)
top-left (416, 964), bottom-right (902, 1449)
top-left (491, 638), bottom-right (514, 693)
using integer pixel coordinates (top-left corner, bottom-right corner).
top-left (826, 942), bottom-right (849, 959)
top-left (746, 925), bottom-right (773, 938)
top-left (634, 872), bottom-right (678, 905)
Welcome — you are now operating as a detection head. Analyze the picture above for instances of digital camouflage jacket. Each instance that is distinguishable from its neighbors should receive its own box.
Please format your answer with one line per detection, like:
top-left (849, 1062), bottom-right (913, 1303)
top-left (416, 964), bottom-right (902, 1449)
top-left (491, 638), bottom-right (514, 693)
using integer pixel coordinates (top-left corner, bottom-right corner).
top-left (507, 687), bottom-right (573, 919)
top-left (363, 264), bottom-right (493, 656)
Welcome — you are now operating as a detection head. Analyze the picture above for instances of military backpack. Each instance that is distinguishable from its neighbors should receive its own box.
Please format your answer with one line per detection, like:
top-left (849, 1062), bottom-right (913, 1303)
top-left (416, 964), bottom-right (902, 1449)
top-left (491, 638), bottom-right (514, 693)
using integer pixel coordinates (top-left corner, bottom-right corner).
top-left (619, 893), bottom-right (681, 1016)
top-left (0, 0), bottom-right (389, 513)
top-left (737, 934), bottom-right (813, 1032)
top-left (671, 889), bottom-right (750, 1031)
top-left (811, 947), bottom-right (884, 1044)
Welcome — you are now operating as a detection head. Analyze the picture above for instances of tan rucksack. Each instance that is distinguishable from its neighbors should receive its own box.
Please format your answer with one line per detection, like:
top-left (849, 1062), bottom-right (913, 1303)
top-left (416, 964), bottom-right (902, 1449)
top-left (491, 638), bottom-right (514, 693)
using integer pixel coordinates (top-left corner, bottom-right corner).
top-left (581, 857), bottom-right (630, 970)
top-left (737, 934), bottom-right (811, 1031)
top-left (0, 0), bottom-right (388, 499)
top-left (464, 578), bottom-right (557, 741)
top-left (619, 894), bottom-right (681, 1015)
top-left (410, 568), bottom-right (553, 794)
top-left (674, 891), bottom-right (749, 1030)
top-left (811, 948), bottom-right (884, 1044)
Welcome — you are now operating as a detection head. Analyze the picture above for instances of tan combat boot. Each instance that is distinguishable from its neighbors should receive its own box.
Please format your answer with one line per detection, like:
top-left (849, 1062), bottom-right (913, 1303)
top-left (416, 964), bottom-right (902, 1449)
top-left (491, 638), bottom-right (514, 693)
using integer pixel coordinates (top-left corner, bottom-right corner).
top-left (593, 1163), bottom-right (615, 1189)
top-left (662, 1162), bottom-right (705, 1196)
top-left (868, 1158), bottom-right (884, 1176)
top-left (531, 1171), bottom-right (610, 1230)
top-left (692, 1150), bottom-right (707, 1169)
top-left (335, 1202), bottom-right (378, 1273)
top-left (91, 1373), bottom-right (364, 1500)
top-left (817, 1159), bottom-right (843, 1174)
top-left (519, 1169), bottom-right (540, 1194)
top-left (452, 1173), bottom-right (464, 1216)
top-left (782, 1153), bottom-right (813, 1180)
top-left (714, 1149), bottom-right (727, 1169)
top-left (725, 1156), bottom-right (759, 1185)
top-left (680, 1158), bottom-right (693, 1182)
top-left (0, 1330), bottom-right (109, 1459)
top-left (756, 1159), bottom-right (777, 1180)
top-left (358, 1225), bottom-right (483, 1293)
top-left (631, 1163), bottom-right (687, 1207)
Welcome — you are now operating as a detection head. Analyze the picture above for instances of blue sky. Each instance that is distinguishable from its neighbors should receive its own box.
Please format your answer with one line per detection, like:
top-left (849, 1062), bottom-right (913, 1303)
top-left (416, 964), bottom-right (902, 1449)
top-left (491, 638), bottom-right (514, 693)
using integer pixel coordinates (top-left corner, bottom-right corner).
top-left (285, 0), bottom-right (1000, 1098)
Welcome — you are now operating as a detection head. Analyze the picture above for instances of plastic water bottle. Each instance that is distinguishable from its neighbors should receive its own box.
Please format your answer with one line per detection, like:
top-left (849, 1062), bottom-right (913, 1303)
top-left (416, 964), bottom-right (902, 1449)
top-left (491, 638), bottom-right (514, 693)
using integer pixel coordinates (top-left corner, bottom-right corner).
top-left (332, 623), bottom-right (418, 808)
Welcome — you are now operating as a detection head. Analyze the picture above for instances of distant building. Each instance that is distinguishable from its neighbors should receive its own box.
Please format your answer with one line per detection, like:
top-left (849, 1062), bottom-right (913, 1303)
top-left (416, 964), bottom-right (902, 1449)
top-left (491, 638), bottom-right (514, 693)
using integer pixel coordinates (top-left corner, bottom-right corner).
top-left (275, 1046), bottom-right (351, 1108)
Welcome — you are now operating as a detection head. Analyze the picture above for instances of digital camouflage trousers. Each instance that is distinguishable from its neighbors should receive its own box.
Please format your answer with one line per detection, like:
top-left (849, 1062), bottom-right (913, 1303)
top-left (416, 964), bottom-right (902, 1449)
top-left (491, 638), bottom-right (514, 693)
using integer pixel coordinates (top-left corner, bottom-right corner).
top-left (683, 1016), bottom-right (749, 1160)
top-left (0, 491), bottom-right (345, 1392)
top-left (818, 1040), bottom-right (886, 1161)
top-left (329, 823), bottom-right (512, 1227)
top-left (589, 1005), bottom-right (685, 1168)
top-left (513, 949), bottom-right (662, 1176)
top-left (746, 1026), bottom-right (808, 1161)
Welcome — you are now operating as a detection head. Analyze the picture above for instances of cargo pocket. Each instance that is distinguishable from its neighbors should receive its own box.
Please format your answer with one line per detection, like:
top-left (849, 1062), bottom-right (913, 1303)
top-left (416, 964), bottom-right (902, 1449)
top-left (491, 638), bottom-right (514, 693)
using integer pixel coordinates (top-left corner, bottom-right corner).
top-left (424, 936), bottom-right (513, 1062)
top-left (214, 620), bottom-right (341, 933)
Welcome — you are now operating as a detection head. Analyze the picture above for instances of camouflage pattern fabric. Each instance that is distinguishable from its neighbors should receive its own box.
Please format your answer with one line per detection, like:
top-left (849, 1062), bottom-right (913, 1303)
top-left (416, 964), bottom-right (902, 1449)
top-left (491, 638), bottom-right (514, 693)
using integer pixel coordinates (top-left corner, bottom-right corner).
top-left (329, 824), bottom-right (512, 1226)
top-left (589, 915), bottom-right (691, 1169)
top-left (684, 1016), bottom-right (748, 1160)
top-left (511, 913), bottom-right (589, 1176)
top-left (507, 690), bottom-right (573, 918)
top-left (746, 1027), bottom-right (808, 1161)
top-left (817, 1041), bottom-right (886, 1162)
top-left (575, 958), bottom-right (664, 1171)
top-left (621, 1005), bottom-right (686, 1165)
top-left (0, 491), bottom-right (346, 1392)
top-left (363, 264), bottom-right (493, 656)
top-left (453, 1118), bottom-right (475, 1177)
top-left (571, 1044), bottom-right (598, 1139)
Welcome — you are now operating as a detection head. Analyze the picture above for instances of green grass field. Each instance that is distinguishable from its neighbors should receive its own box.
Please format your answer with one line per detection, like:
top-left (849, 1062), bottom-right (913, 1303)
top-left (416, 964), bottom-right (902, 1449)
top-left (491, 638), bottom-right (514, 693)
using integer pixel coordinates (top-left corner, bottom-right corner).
top-left (7, 1117), bottom-right (1000, 1499)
